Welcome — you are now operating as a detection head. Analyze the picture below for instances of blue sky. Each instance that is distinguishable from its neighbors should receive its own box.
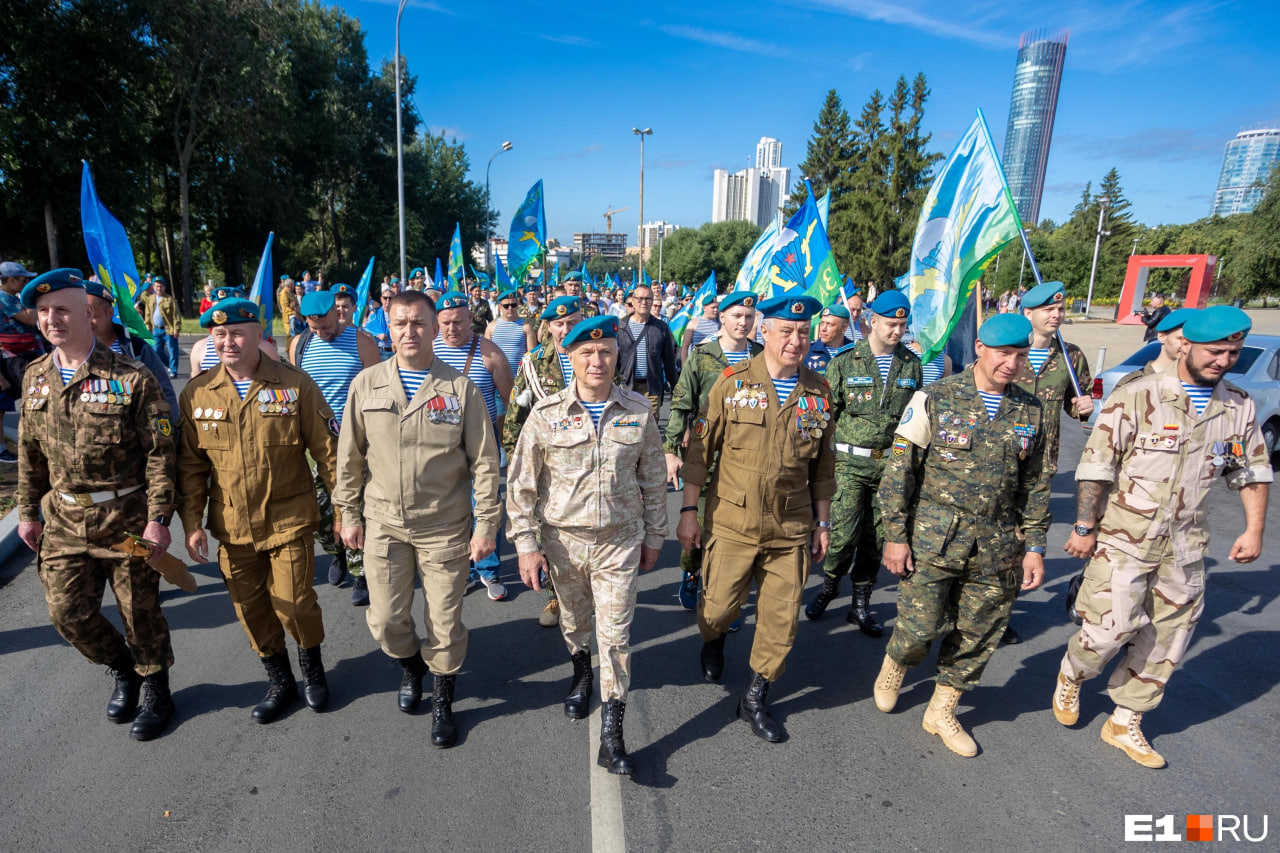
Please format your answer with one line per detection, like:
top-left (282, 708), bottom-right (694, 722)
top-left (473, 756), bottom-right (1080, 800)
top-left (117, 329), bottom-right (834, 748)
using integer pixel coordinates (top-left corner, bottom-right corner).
top-left (347, 0), bottom-right (1280, 246)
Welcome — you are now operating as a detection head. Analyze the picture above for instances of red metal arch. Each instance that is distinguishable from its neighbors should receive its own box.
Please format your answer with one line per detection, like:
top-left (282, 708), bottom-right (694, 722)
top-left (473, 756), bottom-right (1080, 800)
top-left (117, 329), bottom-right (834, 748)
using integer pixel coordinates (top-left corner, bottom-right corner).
top-left (1116, 254), bottom-right (1216, 324)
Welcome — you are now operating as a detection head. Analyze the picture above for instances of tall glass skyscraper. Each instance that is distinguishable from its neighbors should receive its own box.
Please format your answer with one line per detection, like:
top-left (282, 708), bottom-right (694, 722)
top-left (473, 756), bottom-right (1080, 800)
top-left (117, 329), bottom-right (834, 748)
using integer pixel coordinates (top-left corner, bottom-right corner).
top-left (1212, 129), bottom-right (1280, 216)
top-left (1001, 31), bottom-right (1068, 227)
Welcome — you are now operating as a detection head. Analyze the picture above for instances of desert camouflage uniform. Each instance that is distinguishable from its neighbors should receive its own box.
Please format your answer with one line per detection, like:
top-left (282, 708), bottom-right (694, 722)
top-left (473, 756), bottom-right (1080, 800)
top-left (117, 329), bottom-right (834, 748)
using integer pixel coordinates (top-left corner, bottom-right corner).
top-left (1113, 360), bottom-right (1156, 391)
top-left (823, 341), bottom-right (922, 587)
top-left (1060, 368), bottom-right (1272, 711)
top-left (1012, 336), bottom-right (1091, 472)
top-left (506, 383), bottom-right (668, 701)
top-left (18, 345), bottom-right (177, 675)
top-left (878, 367), bottom-right (1051, 689)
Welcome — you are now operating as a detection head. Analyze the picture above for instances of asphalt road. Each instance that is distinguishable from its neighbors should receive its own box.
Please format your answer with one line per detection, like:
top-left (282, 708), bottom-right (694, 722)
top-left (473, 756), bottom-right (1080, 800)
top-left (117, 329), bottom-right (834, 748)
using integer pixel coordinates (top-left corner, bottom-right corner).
top-left (1, 359), bottom-right (1278, 851)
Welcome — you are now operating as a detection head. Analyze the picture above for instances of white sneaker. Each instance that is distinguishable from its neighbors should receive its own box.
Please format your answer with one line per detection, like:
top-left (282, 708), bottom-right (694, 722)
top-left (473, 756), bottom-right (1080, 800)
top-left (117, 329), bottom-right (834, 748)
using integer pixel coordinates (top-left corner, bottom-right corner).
top-left (480, 576), bottom-right (508, 601)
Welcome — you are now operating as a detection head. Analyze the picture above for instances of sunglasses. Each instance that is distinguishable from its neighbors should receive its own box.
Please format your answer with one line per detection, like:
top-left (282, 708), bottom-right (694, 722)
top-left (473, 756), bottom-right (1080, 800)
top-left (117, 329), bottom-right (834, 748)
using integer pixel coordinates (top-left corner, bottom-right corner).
top-left (500, 302), bottom-right (517, 308)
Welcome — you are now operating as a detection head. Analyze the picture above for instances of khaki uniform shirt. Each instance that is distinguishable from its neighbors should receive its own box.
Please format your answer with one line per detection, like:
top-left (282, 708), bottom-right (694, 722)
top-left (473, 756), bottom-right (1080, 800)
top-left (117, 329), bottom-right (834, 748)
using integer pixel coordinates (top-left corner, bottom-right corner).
top-left (1078, 365), bottom-right (1273, 566)
top-left (683, 356), bottom-right (837, 548)
top-left (18, 344), bottom-right (176, 532)
top-left (137, 293), bottom-right (182, 335)
top-left (334, 356), bottom-right (501, 539)
top-left (177, 359), bottom-right (338, 549)
top-left (278, 285), bottom-right (300, 322)
top-left (507, 382), bottom-right (668, 555)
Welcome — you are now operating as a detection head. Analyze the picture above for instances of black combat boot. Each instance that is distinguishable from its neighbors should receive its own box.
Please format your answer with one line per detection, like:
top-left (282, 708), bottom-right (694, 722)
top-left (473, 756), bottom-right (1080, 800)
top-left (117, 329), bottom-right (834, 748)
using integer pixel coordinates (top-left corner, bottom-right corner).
top-left (328, 550), bottom-right (348, 586)
top-left (564, 650), bottom-right (593, 720)
top-left (129, 669), bottom-right (174, 741)
top-left (297, 645), bottom-right (329, 711)
top-left (805, 576), bottom-right (840, 621)
top-left (736, 671), bottom-right (785, 743)
top-left (106, 649), bottom-right (143, 723)
top-left (597, 699), bottom-right (635, 775)
top-left (847, 584), bottom-right (884, 637)
top-left (700, 634), bottom-right (726, 683)
top-left (431, 674), bottom-right (458, 748)
top-left (397, 653), bottom-right (428, 713)
top-left (252, 652), bottom-right (299, 724)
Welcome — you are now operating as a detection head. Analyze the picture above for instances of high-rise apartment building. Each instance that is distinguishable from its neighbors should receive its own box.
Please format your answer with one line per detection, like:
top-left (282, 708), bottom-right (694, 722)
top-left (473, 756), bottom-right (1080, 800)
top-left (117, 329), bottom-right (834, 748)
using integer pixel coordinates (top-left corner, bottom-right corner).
top-left (756, 137), bottom-right (782, 170)
top-left (639, 220), bottom-right (680, 249)
top-left (1212, 128), bottom-right (1280, 216)
top-left (711, 137), bottom-right (790, 230)
top-left (1001, 30), bottom-right (1068, 226)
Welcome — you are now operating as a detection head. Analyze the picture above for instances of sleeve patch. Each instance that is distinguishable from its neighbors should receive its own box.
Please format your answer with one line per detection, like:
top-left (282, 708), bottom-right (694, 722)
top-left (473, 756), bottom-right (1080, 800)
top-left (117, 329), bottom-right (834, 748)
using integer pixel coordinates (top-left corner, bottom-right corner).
top-left (891, 437), bottom-right (909, 456)
top-left (692, 416), bottom-right (708, 439)
top-left (155, 417), bottom-right (173, 437)
top-left (895, 390), bottom-right (933, 447)
top-left (328, 417), bottom-right (341, 437)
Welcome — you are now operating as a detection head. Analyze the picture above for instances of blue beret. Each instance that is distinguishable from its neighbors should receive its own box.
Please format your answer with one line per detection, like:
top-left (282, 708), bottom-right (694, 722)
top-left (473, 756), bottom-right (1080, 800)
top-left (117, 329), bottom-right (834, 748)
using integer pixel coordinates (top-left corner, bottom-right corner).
top-left (522, 284), bottom-right (540, 293)
top-left (410, 267), bottom-right (424, 277)
top-left (153, 276), bottom-right (166, 285)
top-left (1155, 307), bottom-right (1195, 333)
top-left (563, 270), bottom-right (583, 283)
top-left (200, 297), bottom-right (261, 329)
top-left (330, 283), bottom-right (356, 298)
top-left (497, 289), bottom-right (519, 302)
top-left (719, 291), bottom-right (757, 311)
top-left (1182, 305), bottom-right (1251, 343)
top-left (978, 313), bottom-right (1033, 347)
top-left (563, 315), bottom-right (619, 348)
top-left (300, 291), bottom-right (335, 317)
top-left (1022, 280), bottom-right (1066, 309)
top-left (212, 286), bottom-right (245, 302)
top-left (870, 290), bottom-right (911, 319)
top-left (757, 293), bottom-right (822, 321)
top-left (280, 274), bottom-right (290, 282)
top-left (821, 304), bottom-right (850, 321)
top-left (541, 295), bottom-right (581, 320)
top-left (21, 268), bottom-right (86, 309)
top-left (436, 291), bottom-right (469, 312)
top-left (84, 281), bottom-right (115, 304)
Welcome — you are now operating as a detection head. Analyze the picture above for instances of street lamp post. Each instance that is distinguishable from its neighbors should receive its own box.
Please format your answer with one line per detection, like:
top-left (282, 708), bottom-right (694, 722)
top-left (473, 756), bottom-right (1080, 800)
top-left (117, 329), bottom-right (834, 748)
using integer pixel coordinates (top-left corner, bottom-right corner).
top-left (632, 127), bottom-right (652, 262)
top-left (484, 141), bottom-right (514, 275)
top-left (394, 0), bottom-right (409, 287)
top-left (1084, 197), bottom-right (1110, 317)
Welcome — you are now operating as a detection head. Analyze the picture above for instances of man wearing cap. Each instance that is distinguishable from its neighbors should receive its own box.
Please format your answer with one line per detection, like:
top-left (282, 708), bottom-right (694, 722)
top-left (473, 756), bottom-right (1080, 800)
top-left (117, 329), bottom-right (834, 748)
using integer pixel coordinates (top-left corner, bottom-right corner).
top-left (678, 293), bottom-right (836, 743)
top-left (563, 272), bottom-right (598, 318)
top-left (136, 277), bottom-right (182, 378)
top-left (508, 314), bottom-right (667, 775)
top-left (409, 267), bottom-right (426, 291)
top-left (278, 275), bottom-right (300, 342)
top-left (665, 290), bottom-right (762, 610)
top-left (84, 282), bottom-right (179, 416)
top-left (290, 290), bottom-right (380, 604)
top-left (189, 286), bottom-right (280, 378)
top-left (16, 269), bottom-right (178, 741)
top-left (178, 297), bottom-right (339, 724)
top-left (871, 313), bottom-right (1051, 758)
top-left (334, 290), bottom-right (501, 749)
top-left (433, 291), bottom-right (514, 601)
top-left (804, 304), bottom-right (854, 374)
top-left (1052, 305), bottom-right (1270, 769)
top-left (467, 283), bottom-right (494, 336)
top-left (616, 283), bottom-right (677, 419)
top-left (1114, 308), bottom-right (1196, 389)
top-left (0, 261), bottom-right (45, 418)
top-left (807, 291), bottom-right (923, 634)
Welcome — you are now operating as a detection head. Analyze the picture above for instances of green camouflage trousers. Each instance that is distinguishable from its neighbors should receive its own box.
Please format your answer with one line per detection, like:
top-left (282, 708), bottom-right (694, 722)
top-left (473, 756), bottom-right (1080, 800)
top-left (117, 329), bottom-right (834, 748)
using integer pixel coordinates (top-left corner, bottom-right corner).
top-left (824, 461), bottom-right (884, 587)
top-left (541, 526), bottom-right (640, 702)
top-left (313, 463), bottom-right (363, 577)
top-left (886, 546), bottom-right (1018, 690)
top-left (1060, 544), bottom-right (1204, 713)
top-left (37, 530), bottom-right (174, 676)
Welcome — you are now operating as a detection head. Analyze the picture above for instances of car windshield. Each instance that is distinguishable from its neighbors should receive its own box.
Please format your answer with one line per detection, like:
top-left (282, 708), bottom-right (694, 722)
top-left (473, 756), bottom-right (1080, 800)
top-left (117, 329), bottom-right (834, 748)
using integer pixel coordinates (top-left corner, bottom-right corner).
top-left (1116, 343), bottom-right (1262, 375)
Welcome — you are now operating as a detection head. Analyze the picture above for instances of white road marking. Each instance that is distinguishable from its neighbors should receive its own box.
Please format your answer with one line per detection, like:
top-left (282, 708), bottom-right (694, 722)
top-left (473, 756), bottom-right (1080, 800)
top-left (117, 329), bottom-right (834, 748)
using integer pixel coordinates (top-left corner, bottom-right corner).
top-left (589, 693), bottom-right (627, 852)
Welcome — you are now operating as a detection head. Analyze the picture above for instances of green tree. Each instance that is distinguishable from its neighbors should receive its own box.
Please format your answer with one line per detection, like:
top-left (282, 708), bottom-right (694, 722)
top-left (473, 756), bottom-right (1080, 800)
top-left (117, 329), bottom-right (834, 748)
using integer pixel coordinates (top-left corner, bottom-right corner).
top-left (786, 89), bottom-right (853, 217)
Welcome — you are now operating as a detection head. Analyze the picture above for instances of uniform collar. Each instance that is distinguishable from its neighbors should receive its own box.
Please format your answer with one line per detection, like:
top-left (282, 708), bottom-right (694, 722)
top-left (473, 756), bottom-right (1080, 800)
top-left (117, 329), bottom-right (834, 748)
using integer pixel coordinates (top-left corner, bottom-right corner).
top-left (562, 380), bottom-right (622, 416)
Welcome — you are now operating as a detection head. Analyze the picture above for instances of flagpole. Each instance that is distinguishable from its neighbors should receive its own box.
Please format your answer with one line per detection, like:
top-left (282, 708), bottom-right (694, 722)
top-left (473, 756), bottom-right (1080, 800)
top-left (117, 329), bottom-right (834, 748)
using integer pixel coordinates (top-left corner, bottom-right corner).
top-left (1015, 227), bottom-right (1083, 399)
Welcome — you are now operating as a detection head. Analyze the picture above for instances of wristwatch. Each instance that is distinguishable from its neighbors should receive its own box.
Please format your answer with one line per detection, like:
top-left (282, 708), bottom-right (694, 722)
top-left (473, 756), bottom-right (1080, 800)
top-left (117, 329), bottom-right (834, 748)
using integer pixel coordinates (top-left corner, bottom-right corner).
top-left (1073, 523), bottom-right (1094, 536)
top-left (1025, 545), bottom-right (1046, 555)
top-left (153, 515), bottom-right (171, 527)
top-left (815, 520), bottom-right (832, 529)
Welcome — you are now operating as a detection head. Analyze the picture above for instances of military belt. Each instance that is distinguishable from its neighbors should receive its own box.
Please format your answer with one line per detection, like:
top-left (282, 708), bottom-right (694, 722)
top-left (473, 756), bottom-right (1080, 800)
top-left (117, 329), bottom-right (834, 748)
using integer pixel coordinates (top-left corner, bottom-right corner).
top-left (58, 483), bottom-right (143, 507)
top-left (835, 443), bottom-right (884, 459)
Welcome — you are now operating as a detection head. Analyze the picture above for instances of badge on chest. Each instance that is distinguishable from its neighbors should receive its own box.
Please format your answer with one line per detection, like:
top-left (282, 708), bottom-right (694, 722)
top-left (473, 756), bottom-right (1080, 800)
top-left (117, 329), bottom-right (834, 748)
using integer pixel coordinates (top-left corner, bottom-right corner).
top-left (425, 394), bottom-right (461, 424)
top-left (796, 395), bottom-right (829, 441)
top-left (257, 388), bottom-right (298, 414)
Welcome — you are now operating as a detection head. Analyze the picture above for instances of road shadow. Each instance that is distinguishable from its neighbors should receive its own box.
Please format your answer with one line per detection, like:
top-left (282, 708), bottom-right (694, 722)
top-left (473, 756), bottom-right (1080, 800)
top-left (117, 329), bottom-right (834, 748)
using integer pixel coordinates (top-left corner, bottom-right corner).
top-left (629, 695), bottom-right (740, 789)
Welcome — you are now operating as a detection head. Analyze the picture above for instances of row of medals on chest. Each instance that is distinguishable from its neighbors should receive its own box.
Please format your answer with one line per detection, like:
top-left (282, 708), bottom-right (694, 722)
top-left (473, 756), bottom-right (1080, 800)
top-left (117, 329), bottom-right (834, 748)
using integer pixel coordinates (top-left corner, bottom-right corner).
top-left (726, 383), bottom-right (831, 439)
top-left (194, 389), bottom-right (300, 420)
top-left (65, 379), bottom-right (136, 405)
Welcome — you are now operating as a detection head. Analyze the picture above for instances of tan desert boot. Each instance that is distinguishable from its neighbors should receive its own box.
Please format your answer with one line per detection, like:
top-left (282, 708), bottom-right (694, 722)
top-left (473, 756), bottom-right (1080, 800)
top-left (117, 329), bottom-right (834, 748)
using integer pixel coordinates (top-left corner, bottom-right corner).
top-left (1052, 672), bottom-right (1083, 726)
top-left (922, 683), bottom-right (978, 757)
top-left (873, 655), bottom-right (907, 713)
top-left (1101, 707), bottom-right (1166, 769)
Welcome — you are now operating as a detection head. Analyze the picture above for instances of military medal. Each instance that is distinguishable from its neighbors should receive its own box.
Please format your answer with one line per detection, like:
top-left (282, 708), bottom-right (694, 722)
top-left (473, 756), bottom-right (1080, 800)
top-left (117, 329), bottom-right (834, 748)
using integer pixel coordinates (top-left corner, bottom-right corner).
top-left (80, 390), bottom-right (91, 403)
top-left (194, 407), bottom-right (204, 419)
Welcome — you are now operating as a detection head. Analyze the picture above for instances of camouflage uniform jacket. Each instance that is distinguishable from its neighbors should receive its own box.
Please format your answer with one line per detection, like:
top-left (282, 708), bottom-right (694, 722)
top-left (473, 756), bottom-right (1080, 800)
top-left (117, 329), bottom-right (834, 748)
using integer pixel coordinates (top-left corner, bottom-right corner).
top-left (826, 340), bottom-right (922, 473)
top-left (507, 382), bottom-right (668, 554)
top-left (663, 338), bottom-right (762, 456)
top-left (1012, 336), bottom-right (1092, 470)
top-left (470, 298), bottom-right (493, 335)
top-left (502, 342), bottom-right (569, 454)
top-left (1078, 366), bottom-right (1272, 566)
top-left (18, 344), bottom-right (176, 532)
top-left (1113, 359), bottom-right (1156, 391)
top-left (879, 366), bottom-right (1051, 566)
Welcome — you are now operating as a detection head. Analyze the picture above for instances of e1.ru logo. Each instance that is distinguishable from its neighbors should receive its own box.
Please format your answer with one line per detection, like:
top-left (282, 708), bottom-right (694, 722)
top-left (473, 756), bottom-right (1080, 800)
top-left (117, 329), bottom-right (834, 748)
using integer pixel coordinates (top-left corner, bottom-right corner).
top-left (1125, 814), bottom-right (1270, 842)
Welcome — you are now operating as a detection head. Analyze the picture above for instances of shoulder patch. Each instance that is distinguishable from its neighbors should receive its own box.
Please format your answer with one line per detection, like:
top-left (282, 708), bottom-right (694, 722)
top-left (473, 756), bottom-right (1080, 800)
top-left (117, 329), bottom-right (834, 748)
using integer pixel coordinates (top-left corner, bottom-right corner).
top-left (722, 366), bottom-right (734, 377)
top-left (692, 416), bottom-right (708, 438)
top-left (328, 417), bottom-right (340, 437)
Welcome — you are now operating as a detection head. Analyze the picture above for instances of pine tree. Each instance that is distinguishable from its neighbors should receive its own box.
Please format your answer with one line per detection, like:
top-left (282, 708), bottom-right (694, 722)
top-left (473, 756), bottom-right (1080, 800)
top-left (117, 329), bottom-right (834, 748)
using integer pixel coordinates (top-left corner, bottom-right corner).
top-left (841, 89), bottom-right (888, 286)
top-left (787, 89), bottom-right (853, 215)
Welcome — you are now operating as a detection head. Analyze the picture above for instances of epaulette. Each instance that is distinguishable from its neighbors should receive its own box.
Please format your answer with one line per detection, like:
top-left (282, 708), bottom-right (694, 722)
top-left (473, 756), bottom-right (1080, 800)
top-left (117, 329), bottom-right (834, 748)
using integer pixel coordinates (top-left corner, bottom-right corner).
top-left (722, 359), bottom-right (751, 378)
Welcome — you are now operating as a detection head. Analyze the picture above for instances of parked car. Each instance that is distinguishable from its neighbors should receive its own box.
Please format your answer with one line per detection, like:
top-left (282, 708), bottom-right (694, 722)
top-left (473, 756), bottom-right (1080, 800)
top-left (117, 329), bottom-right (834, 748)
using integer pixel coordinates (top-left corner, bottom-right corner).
top-left (1084, 334), bottom-right (1280, 463)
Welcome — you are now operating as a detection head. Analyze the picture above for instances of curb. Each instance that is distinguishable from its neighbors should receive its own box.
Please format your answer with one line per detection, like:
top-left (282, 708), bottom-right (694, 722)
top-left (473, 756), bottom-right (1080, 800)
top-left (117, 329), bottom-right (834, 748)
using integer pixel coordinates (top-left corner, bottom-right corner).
top-left (0, 424), bottom-right (23, 567)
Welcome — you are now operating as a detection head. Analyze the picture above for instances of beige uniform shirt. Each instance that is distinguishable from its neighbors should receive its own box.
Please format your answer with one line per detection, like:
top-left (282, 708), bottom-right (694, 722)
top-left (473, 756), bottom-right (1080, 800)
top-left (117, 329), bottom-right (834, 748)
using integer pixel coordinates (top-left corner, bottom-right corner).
top-left (1079, 365), bottom-right (1273, 565)
top-left (506, 382), bottom-right (668, 556)
top-left (334, 356), bottom-right (501, 539)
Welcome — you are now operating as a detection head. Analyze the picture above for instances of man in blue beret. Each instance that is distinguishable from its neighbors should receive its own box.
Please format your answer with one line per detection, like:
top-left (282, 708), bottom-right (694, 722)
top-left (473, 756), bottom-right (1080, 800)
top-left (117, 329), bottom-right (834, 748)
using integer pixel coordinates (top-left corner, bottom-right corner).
top-left (508, 313), bottom-right (667, 774)
top-left (807, 289), bottom-right (923, 634)
top-left (486, 288), bottom-right (537, 377)
top-left (1115, 307), bottom-right (1198, 390)
top-left (804, 304), bottom-right (853, 374)
top-left (135, 277), bottom-right (182, 379)
top-left (872, 312), bottom-right (1051, 758)
top-left (16, 269), bottom-right (179, 741)
top-left (178, 297), bottom-right (340, 724)
top-left (1055, 304), bottom-right (1271, 768)
top-left (84, 281), bottom-right (179, 416)
top-left (678, 292), bottom-right (836, 743)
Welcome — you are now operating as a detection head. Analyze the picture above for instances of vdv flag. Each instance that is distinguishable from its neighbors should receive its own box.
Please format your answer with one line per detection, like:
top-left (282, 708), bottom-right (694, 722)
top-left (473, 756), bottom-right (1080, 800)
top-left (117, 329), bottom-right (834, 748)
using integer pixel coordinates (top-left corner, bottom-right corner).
top-left (355, 256), bottom-right (375, 325)
top-left (581, 264), bottom-right (594, 286)
top-left (903, 109), bottom-right (1022, 364)
top-left (738, 191), bottom-right (828, 295)
top-left (434, 258), bottom-right (445, 290)
top-left (80, 161), bottom-right (153, 343)
top-left (669, 271), bottom-right (716, 347)
top-left (765, 184), bottom-right (841, 305)
top-left (641, 269), bottom-right (654, 288)
top-left (507, 180), bottom-right (546, 282)
top-left (248, 232), bottom-right (275, 338)
top-left (551, 260), bottom-right (560, 288)
top-left (469, 265), bottom-right (490, 285)
top-left (448, 224), bottom-right (464, 287)
top-left (495, 253), bottom-right (513, 290)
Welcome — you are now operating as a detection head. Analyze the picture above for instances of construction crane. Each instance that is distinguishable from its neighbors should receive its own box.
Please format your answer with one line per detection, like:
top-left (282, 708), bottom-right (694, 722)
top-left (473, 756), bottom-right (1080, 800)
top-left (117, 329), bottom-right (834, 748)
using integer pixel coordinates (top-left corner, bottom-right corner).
top-left (603, 205), bottom-right (630, 234)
